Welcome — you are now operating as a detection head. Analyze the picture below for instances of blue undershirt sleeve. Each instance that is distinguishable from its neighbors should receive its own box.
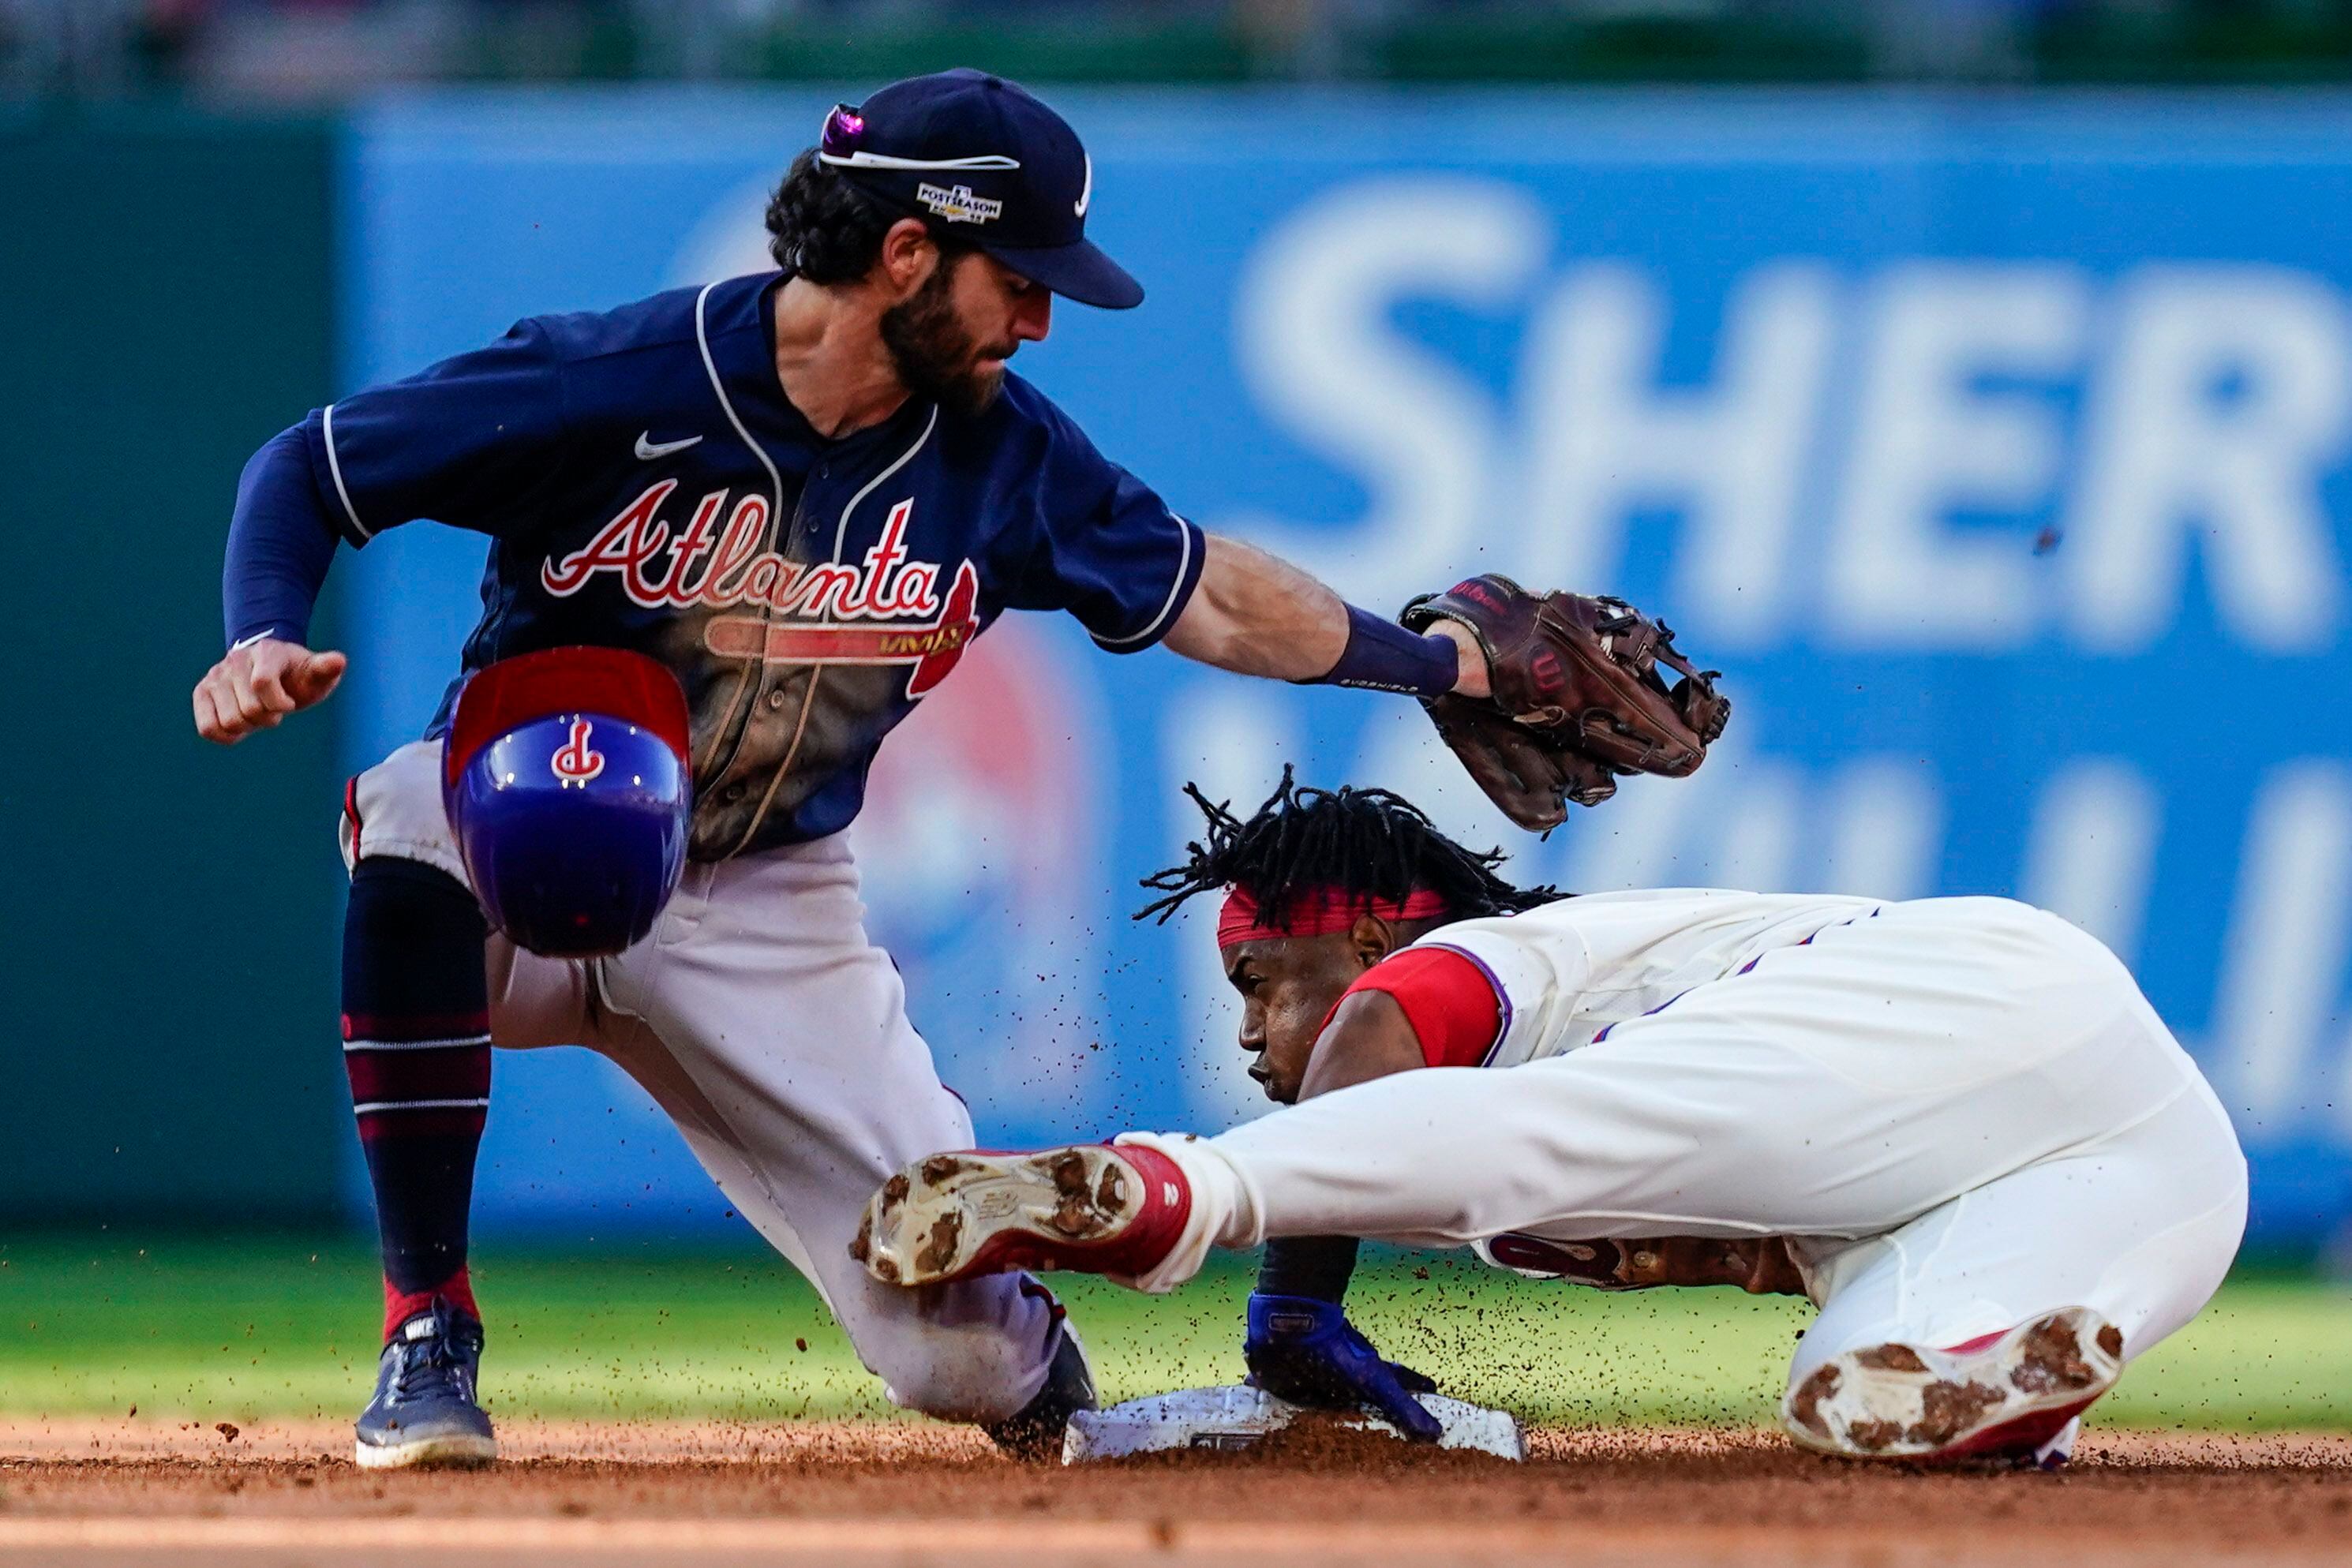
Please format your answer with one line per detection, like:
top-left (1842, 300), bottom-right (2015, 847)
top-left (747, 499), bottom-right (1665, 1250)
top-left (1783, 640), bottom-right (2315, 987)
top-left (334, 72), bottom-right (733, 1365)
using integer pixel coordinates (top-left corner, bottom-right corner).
top-left (222, 425), bottom-right (343, 648)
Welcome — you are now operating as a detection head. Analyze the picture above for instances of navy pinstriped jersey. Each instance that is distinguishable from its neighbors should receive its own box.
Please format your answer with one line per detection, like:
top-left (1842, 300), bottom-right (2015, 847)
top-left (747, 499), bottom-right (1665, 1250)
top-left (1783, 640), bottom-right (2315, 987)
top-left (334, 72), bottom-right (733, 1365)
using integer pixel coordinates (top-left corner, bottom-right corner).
top-left (226, 271), bottom-right (1204, 859)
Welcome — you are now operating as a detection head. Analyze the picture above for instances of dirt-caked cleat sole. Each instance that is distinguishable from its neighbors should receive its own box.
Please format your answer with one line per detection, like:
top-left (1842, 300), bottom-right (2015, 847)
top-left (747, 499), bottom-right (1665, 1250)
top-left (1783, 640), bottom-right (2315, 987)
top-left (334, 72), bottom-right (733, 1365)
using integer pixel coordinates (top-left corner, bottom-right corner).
top-left (854, 1144), bottom-right (1190, 1287)
top-left (1783, 1305), bottom-right (2124, 1465)
top-left (353, 1430), bottom-right (500, 1471)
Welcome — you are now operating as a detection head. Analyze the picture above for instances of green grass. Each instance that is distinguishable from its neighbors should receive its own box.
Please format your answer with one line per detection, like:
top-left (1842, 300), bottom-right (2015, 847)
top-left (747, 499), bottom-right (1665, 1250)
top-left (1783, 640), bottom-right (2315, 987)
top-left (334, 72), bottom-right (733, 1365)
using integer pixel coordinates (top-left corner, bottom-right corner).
top-left (4, 1239), bottom-right (2347, 1431)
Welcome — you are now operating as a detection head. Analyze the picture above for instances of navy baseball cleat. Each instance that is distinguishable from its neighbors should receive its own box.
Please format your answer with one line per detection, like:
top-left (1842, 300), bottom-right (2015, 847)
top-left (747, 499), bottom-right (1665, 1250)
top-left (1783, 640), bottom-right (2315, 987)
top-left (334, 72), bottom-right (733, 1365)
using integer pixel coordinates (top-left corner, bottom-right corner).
top-left (354, 1298), bottom-right (498, 1470)
top-left (983, 1313), bottom-right (1098, 1461)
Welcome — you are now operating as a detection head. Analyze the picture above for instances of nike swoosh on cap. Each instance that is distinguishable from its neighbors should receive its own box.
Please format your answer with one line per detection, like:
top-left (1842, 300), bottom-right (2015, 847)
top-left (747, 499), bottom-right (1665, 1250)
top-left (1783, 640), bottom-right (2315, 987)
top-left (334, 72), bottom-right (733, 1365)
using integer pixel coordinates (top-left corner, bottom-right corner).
top-left (635, 432), bottom-right (704, 460)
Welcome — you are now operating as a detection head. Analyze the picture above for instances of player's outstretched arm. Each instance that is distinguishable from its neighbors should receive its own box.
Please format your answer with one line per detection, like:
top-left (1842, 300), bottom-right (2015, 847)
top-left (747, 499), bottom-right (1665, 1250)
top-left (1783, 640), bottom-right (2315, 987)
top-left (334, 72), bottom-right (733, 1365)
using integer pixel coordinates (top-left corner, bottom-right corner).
top-left (193, 636), bottom-right (347, 745)
top-left (1159, 537), bottom-right (1733, 833)
top-left (1239, 1001), bottom-right (1444, 1441)
top-left (1161, 533), bottom-right (1491, 699)
top-left (1163, 542), bottom-right (1732, 833)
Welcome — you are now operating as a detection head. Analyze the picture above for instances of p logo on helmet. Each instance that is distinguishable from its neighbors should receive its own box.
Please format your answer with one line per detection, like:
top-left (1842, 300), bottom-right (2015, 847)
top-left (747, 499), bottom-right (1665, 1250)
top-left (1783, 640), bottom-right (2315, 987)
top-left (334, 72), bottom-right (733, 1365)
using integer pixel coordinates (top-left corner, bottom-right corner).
top-left (442, 647), bottom-right (691, 958)
top-left (550, 720), bottom-right (606, 784)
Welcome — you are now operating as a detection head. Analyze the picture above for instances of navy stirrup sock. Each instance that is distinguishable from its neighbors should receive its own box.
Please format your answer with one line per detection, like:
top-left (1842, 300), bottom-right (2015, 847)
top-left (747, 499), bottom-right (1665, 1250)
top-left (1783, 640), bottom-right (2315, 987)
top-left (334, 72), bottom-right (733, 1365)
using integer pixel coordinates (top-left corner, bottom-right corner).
top-left (342, 857), bottom-right (491, 1340)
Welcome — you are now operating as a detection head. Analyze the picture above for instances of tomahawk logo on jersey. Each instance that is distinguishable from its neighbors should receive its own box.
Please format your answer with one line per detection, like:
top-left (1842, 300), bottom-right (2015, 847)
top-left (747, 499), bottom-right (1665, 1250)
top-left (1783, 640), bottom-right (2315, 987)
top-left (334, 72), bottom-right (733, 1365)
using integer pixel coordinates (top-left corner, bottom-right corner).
top-left (234, 270), bottom-right (1202, 859)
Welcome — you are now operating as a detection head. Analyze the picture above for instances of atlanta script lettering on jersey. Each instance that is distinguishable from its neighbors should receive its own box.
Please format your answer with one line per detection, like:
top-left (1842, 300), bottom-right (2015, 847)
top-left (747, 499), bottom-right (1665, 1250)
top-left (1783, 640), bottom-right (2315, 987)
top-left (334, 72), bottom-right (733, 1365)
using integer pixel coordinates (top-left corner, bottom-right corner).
top-left (541, 481), bottom-right (948, 619)
top-left (540, 483), bottom-right (979, 697)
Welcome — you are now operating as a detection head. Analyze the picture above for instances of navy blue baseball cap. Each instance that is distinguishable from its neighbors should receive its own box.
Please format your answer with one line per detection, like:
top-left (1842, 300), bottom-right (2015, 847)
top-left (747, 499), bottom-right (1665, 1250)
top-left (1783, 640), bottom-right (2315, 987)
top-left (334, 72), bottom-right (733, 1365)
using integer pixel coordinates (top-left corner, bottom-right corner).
top-left (817, 69), bottom-right (1142, 310)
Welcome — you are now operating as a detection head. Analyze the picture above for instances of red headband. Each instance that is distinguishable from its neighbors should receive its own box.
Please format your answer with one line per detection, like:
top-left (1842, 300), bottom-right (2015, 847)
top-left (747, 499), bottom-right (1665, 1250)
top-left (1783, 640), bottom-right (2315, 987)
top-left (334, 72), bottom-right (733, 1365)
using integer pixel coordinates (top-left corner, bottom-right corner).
top-left (1217, 885), bottom-right (1452, 948)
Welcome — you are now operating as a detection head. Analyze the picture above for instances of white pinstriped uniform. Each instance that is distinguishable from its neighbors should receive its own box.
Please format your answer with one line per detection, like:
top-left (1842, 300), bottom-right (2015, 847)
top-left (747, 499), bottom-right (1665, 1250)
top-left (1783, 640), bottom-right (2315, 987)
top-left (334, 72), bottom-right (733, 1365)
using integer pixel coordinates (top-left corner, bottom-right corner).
top-left (1126, 893), bottom-right (2248, 1444)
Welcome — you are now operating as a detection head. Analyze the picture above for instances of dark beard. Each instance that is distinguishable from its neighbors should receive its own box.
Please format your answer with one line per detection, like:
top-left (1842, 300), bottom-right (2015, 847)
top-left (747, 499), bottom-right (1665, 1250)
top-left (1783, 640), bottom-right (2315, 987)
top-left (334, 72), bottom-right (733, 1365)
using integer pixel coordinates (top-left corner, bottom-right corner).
top-left (879, 256), bottom-right (1005, 417)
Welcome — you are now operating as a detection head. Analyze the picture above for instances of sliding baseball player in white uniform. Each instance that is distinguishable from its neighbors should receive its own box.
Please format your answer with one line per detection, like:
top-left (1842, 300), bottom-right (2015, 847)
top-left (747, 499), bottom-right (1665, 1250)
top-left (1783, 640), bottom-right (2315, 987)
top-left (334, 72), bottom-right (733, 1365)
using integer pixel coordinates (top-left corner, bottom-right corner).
top-left (856, 775), bottom-right (2249, 1465)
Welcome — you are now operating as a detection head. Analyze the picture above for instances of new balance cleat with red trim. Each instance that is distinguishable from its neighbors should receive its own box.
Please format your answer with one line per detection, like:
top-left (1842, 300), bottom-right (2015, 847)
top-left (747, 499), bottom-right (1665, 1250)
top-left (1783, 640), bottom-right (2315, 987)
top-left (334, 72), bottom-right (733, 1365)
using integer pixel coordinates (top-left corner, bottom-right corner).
top-left (852, 1144), bottom-right (1192, 1288)
top-left (1783, 1305), bottom-right (2124, 1465)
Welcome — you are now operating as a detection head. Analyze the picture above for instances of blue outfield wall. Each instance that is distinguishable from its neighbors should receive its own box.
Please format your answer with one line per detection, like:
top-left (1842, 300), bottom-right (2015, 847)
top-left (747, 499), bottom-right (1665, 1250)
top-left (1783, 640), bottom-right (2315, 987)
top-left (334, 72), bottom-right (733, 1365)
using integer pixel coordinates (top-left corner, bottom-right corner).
top-left (337, 88), bottom-right (2352, 1246)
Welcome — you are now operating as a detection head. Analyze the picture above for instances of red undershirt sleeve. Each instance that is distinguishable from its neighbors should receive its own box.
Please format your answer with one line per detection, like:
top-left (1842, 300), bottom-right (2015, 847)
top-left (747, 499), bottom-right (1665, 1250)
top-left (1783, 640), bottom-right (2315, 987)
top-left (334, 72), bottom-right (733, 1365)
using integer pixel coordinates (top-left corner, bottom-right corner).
top-left (1340, 946), bottom-right (1504, 1069)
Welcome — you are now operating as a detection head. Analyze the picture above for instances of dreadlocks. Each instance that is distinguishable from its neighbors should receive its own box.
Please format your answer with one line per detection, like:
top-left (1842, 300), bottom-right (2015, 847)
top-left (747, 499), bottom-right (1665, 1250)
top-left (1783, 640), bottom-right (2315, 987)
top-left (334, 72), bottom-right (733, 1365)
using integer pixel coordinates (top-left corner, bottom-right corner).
top-left (1135, 767), bottom-right (1564, 930)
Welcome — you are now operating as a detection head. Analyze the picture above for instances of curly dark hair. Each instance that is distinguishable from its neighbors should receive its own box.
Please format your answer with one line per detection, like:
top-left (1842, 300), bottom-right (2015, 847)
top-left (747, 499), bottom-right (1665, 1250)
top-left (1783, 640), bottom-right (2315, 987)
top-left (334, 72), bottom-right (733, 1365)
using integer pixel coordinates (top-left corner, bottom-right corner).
top-left (1135, 767), bottom-right (1565, 931)
top-left (763, 148), bottom-right (974, 283)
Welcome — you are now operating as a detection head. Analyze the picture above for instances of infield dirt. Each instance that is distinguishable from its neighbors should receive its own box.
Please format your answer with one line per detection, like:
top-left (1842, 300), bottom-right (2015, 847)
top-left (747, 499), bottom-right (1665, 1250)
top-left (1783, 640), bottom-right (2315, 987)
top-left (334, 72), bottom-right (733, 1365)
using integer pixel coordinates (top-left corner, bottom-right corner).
top-left (2, 1420), bottom-right (2348, 1566)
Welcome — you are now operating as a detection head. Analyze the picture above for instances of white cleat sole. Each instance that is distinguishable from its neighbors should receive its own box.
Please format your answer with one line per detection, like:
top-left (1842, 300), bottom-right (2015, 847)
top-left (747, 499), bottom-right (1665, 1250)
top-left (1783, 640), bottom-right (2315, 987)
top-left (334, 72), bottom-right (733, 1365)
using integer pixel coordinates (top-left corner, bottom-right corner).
top-left (1783, 1305), bottom-right (2124, 1465)
top-left (354, 1431), bottom-right (500, 1470)
top-left (852, 1147), bottom-right (1146, 1287)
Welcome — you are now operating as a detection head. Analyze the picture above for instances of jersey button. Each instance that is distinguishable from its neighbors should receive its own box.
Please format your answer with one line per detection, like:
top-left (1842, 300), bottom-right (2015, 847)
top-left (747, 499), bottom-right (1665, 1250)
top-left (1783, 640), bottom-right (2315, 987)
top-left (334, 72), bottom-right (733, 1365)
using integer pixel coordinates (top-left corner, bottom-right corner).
top-left (765, 689), bottom-right (788, 710)
top-left (719, 782), bottom-right (747, 804)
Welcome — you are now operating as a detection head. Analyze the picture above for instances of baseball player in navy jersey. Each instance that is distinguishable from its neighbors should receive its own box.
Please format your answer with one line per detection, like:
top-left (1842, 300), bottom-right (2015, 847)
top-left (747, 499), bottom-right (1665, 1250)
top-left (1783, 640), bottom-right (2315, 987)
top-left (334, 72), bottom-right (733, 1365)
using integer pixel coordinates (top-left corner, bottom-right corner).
top-left (192, 70), bottom-right (1518, 1469)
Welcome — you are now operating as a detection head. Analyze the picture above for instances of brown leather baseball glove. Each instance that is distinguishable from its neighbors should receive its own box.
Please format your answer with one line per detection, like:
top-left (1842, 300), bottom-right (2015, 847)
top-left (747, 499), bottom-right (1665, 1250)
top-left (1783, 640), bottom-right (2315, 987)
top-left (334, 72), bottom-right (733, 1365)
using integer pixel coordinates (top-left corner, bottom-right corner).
top-left (1483, 1233), bottom-right (1807, 1297)
top-left (1401, 577), bottom-right (1730, 832)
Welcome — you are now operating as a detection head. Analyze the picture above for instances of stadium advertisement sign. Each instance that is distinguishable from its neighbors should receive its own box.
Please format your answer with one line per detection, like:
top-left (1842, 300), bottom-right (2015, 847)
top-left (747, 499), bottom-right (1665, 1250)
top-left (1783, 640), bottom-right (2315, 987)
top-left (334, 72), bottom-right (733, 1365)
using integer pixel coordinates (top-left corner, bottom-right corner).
top-left (342, 90), bottom-right (2352, 1245)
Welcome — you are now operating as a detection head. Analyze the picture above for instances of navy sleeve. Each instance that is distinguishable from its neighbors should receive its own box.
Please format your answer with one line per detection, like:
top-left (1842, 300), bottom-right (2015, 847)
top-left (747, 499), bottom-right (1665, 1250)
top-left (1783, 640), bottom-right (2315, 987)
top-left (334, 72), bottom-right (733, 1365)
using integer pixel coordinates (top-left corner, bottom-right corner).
top-left (223, 425), bottom-right (343, 647)
top-left (1006, 406), bottom-right (1205, 653)
top-left (298, 317), bottom-right (571, 547)
top-left (219, 319), bottom-right (571, 649)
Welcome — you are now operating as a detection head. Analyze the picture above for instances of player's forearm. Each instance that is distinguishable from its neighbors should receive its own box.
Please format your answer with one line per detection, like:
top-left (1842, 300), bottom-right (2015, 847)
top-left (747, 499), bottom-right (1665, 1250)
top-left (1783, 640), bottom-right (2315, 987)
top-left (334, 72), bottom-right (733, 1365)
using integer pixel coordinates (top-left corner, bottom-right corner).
top-left (1256, 1234), bottom-right (1361, 1304)
top-left (1165, 533), bottom-right (1481, 695)
top-left (222, 425), bottom-right (342, 647)
top-left (1163, 533), bottom-right (1346, 678)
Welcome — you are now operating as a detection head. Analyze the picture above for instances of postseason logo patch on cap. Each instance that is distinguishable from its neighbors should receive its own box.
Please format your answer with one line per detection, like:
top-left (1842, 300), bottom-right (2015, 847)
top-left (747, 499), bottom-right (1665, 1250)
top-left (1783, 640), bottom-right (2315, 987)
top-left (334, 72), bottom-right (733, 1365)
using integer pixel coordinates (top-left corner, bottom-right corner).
top-left (916, 181), bottom-right (1004, 225)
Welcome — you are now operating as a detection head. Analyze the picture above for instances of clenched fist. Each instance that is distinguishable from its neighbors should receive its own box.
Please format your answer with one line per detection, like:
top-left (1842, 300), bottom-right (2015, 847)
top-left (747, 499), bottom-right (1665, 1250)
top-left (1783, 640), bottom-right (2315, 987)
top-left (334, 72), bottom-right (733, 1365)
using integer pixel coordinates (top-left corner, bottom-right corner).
top-left (193, 636), bottom-right (348, 745)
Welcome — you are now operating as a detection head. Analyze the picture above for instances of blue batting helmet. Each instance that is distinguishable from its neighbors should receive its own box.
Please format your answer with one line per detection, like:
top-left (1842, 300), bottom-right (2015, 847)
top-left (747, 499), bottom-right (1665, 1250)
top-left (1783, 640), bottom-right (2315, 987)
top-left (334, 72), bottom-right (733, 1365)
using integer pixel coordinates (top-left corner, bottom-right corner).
top-left (441, 646), bottom-right (692, 958)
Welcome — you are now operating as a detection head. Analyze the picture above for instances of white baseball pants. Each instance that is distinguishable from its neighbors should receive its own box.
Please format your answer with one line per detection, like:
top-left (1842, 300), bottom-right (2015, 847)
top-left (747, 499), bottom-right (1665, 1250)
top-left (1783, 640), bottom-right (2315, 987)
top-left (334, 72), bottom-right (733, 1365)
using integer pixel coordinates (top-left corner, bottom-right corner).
top-left (1126, 898), bottom-right (2248, 1413)
top-left (346, 739), bottom-right (1061, 1423)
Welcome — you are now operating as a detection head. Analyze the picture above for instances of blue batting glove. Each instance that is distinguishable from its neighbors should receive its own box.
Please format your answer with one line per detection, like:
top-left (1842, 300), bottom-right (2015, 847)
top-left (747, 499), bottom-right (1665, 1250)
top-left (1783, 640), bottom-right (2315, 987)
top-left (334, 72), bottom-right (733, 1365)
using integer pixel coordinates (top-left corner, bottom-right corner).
top-left (1243, 1292), bottom-right (1444, 1443)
